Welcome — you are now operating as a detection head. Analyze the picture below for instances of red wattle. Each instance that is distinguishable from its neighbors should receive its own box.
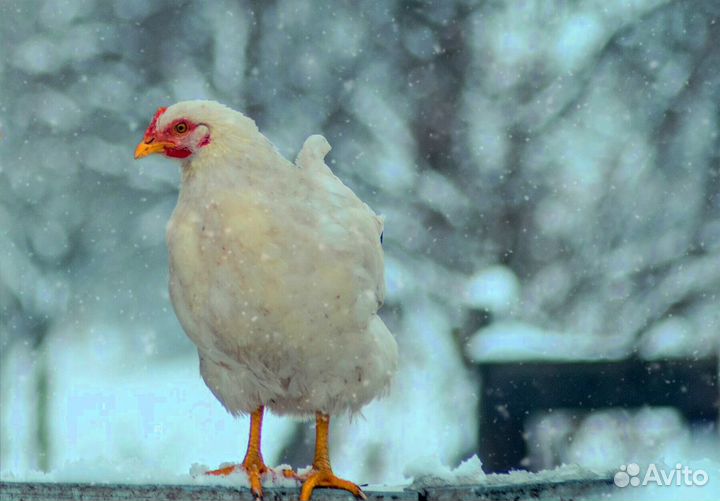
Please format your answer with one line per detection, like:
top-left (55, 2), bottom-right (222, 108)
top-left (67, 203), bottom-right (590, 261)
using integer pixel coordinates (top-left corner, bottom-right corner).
top-left (165, 147), bottom-right (193, 159)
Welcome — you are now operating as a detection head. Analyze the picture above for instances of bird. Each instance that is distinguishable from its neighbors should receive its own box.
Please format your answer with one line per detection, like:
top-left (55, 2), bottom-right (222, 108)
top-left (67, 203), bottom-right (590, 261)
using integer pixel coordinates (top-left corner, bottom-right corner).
top-left (134, 100), bottom-right (398, 500)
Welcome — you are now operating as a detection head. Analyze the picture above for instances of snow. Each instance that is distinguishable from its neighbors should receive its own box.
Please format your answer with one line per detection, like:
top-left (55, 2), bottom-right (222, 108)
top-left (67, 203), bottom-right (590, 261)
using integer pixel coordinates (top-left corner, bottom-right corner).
top-left (638, 317), bottom-right (710, 360)
top-left (111, 0), bottom-right (162, 22)
top-left (348, 87), bottom-right (417, 192)
top-left (38, 0), bottom-right (86, 30)
top-left (0, 329), bottom-right (296, 480)
top-left (404, 453), bottom-right (612, 490)
top-left (0, 452), bottom-right (606, 494)
top-left (28, 220), bottom-right (69, 263)
top-left (33, 90), bottom-right (85, 131)
top-left (0, 456), bottom-right (300, 489)
top-left (404, 453), bottom-right (720, 499)
top-left (553, 14), bottom-right (605, 72)
top-left (417, 170), bottom-right (470, 224)
top-left (402, 25), bottom-right (437, 61)
top-left (12, 38), bottom-right (63, 75)
top-left (61, 24), bottom-right (103, 64)
top-left (466, 321), bottom-right (630, 362)
top-left (209, 2), bottom-right (248, 96)
top-left (404, 454), bottom-right (486, 488)
top-left (462, 265), bottom-right (520, 314)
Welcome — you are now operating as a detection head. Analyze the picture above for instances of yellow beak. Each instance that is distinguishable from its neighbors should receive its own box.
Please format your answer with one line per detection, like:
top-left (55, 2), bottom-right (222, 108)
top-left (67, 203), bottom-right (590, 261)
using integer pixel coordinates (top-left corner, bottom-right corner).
top-left (134, 138), bottom-right (172, 159)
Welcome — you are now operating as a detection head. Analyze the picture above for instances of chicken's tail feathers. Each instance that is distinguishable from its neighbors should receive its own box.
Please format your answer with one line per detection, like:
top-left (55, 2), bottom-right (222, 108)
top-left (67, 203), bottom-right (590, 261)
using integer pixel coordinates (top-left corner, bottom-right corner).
top-left (376, 214), bottom-right (385, 233)
top-left (296, 134), bottom-right (332, 171)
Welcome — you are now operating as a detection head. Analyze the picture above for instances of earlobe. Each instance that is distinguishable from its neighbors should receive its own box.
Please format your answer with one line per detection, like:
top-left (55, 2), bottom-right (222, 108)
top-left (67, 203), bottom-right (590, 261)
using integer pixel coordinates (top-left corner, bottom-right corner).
top-left (196, 124), bottom-right (211, 148)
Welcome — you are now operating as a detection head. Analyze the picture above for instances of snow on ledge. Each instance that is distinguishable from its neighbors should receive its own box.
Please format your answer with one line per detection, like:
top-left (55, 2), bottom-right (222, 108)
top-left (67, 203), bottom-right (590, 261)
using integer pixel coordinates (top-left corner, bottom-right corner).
top-left (2, 454), bottom-right (612, 489)
top-left (404, 454), bottom-right (609, 489)
top-left (465, 321), bottom-right (632, 362)
top-left (0, 455), bottom-right (626, 501)
top-left (0, 458), bottom-right (298, 488)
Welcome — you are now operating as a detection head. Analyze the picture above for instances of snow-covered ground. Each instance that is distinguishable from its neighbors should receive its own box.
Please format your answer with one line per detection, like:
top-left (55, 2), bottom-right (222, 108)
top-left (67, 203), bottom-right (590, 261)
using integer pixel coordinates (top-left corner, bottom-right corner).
top-left (1, 331), bottom-right (293, 482)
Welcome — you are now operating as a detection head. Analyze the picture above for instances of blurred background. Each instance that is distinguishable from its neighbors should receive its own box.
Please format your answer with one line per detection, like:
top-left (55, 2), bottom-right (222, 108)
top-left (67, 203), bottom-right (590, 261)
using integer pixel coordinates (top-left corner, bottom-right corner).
top-left (1, 0), bottom-right (719, 486)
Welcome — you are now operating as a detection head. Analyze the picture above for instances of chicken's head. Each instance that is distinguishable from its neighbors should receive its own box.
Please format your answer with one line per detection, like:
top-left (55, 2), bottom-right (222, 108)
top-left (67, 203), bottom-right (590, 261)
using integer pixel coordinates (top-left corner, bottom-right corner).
top-left (134, 106), bottom-right (211, 160)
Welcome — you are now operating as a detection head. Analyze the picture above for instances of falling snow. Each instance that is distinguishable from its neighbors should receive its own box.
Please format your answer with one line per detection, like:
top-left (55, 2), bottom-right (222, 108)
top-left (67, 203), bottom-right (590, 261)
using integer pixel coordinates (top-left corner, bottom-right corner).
top-left (1, 0), bottom-right (718, 494)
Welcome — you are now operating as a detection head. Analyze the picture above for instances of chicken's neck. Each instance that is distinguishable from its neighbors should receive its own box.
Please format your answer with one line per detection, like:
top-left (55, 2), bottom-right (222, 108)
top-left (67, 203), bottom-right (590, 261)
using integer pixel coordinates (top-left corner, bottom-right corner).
top-left (177, 134), bottom-right (293, 200)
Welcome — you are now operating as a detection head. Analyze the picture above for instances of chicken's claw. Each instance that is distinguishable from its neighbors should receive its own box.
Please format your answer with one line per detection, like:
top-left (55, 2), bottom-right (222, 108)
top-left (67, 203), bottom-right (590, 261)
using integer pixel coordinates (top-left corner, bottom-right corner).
top-left (299, 468), bottom-right (367, 501)
top-left (281, 467), bottom-right (302, 481)
top-left (205, 461), bottom-right (267, 500)
top-left (205, 463), bottom-right (242, 476)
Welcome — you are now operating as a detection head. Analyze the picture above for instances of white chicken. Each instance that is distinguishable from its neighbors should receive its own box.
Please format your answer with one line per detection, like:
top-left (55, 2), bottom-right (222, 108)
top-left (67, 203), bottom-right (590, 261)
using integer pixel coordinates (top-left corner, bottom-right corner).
top-left (134, 100), bottom-right (398, 500)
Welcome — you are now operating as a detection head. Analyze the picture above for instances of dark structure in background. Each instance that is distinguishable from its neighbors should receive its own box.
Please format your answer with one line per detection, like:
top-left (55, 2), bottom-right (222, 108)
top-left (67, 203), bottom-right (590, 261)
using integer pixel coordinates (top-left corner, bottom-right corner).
top-left (478, 357), bottom-right (719, 473)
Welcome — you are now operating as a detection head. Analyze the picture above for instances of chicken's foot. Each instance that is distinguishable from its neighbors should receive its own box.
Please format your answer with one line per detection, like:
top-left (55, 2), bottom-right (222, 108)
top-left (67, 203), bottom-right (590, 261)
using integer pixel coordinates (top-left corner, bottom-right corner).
top-left (299, 412), bottom-right (367, 501)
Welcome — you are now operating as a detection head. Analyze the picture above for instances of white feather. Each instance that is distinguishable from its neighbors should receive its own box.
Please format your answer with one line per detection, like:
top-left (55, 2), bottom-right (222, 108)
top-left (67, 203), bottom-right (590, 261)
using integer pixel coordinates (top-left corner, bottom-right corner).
top-left (163, 100), bottom-right (398, 417)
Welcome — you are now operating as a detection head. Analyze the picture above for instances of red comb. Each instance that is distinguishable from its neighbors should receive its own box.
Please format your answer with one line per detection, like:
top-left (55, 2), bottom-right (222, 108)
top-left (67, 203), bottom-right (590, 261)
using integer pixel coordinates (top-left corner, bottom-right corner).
top-left (144, 106), bottom-right (167, 138)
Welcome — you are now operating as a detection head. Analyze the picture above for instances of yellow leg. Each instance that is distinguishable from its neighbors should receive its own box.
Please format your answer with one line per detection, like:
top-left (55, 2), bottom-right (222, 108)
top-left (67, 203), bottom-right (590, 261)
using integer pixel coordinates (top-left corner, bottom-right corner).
top-left (299, 412), bottom-right (367, 501)
top-left (206, 406), bottom-right (268, 499)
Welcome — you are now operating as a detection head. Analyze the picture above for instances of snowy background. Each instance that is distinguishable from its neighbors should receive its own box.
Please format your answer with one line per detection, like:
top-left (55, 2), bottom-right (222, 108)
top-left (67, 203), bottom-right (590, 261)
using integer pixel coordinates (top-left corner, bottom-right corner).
top-left (1, 0), bottom-right (719, 490)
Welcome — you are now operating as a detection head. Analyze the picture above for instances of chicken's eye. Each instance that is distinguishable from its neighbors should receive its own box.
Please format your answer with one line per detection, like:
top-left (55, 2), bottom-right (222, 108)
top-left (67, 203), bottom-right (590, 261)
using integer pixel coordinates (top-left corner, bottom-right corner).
top-left (174, 122), bottom-right (188, 134)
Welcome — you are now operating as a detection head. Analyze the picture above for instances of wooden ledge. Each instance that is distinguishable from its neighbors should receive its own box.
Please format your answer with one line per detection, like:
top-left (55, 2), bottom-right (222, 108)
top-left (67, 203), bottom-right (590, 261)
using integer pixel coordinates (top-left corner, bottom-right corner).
top-left (1, 477), bottom-right (614, 500)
